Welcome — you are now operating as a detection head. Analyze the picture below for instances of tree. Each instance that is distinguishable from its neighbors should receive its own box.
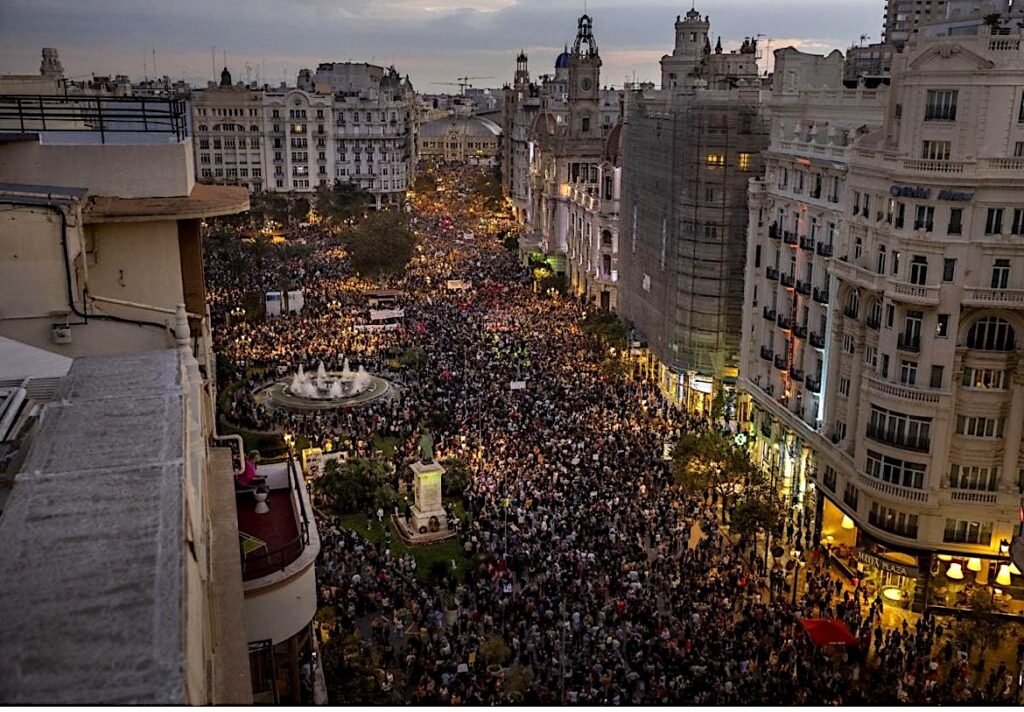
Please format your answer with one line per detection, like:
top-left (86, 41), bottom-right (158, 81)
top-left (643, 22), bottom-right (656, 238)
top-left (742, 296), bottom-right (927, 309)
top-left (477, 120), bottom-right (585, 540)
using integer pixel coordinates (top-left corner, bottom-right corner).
top-left (249, 190), bottom-right (290, 225)
top-left (315, 180), bottom-right (372, 224)
top-left (319, 457), bottom-right (391, 515)
top-left (440, 457), bottom-right (471, 498)
top-left (537, 272), bottom-right (566, 295)
top-left (478, 634), bottom-right (511, 667)
top-left (670, 430), bottom-right (750, 496)
top-left (728, 480), bottom-right (785, 541)
top-left (580, 310), bottom-right (628, 349)
top-left (320, 633), bottom-right (389, 704)
top-left (289, 195), bottom-right (311, 225)
top-left (952, 588), bottom-right (1009, 669)
top-left (346, 211), bottom-right (417, 278)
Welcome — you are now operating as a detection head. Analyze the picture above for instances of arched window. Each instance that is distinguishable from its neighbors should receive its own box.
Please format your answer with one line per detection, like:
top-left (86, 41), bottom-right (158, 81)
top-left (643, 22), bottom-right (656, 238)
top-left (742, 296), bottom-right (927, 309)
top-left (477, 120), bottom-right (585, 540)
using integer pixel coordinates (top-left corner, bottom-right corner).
top-left (197, 124), bottom-right (208, 132)
top-left (966, 317), bottom-right (1015, 351)
top-left (846, 289), bottom-right (860, 318)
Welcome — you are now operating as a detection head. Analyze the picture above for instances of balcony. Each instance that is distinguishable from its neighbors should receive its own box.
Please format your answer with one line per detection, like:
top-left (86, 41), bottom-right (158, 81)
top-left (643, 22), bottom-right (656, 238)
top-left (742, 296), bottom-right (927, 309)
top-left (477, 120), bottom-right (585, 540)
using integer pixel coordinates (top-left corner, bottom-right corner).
top-left (774, 354), bottom-right (789, 370)
top-left (766, 266), bottom-right (779, 281)
top-left (759, 346), bottom-right (774, 361)
top-left (777, 314), bottom-right (793, 331)
top-left (795, 280), bottom-right (812, 297)
top-left (763, 306), bottom-right (777, 322)
top-left (888, 281), bottom-right (940, 307)
top-left (816, 242), bottom-right (834, 258)
top-left (866, 374), bottom-right (946, 406)
top-left (789, 367), bottom-right (805, 382)
top-left (237, 458), bottom-right (313, 582)
top-left (813, 288), bottom-right (830, 305)
top-left (829, 258), bottom-right (886, 293)
top-left (859, 473), bottom-right (930, 505)
top-left (866, 423), bottom-right (930, 453)
top-left (800, 236), bottom-right (815, 252)
top-left (806, 376), bottom-right (821, 393)
top-left (792, 324), bottom-right (808, 340)
top-left (768, 223), bottom-right (780, 240)
top-left (783, 231), bottom-right (799, 246)
top-left (897, 333), bottom-right (921, 353)
top-left (780, 272), bottom-right (795, 289)
top-left (961, 288), bottom-right (1024, 308)
top-left (809, 332), bottom-right (826, 349)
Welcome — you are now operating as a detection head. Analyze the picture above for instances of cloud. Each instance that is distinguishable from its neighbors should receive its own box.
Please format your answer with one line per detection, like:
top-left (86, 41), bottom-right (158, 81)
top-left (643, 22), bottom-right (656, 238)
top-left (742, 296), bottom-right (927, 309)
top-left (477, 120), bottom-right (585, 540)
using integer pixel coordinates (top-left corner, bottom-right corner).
top-left (0, 0), bottom-right (882, 88)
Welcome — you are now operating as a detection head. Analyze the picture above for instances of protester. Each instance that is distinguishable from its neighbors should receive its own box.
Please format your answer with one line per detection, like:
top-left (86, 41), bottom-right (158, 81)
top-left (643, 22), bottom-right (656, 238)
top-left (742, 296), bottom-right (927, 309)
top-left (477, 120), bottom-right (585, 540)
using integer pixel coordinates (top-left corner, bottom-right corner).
top-left (209, 161), bottom-right (996, 705)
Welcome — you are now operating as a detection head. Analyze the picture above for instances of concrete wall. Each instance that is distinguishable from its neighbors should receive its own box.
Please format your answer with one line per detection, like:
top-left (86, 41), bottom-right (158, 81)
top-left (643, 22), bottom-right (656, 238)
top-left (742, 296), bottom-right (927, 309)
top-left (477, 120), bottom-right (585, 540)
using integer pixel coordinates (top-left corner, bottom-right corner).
top-left (0, 139), bottom-right (194, 198)
top-left (0, 205), bottom-right (73, 321)
top-left (86, 219), bottom-right (186, 315)
top-left (244, 564), bottom-right (318, 645)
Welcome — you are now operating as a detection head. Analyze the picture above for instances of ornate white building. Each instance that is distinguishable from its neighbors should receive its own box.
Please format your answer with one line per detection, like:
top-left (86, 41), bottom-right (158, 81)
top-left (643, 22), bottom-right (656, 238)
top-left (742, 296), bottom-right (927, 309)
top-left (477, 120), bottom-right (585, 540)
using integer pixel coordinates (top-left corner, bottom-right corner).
top-left (192, 63), bottom-right (417, 209)
top-left (740, 11), bottom-right (1024, 614)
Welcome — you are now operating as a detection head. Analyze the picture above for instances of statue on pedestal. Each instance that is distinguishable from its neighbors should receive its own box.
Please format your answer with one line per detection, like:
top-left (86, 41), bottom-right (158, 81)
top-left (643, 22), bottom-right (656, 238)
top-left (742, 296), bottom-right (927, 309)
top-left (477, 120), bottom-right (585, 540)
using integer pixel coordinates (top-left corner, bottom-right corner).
top-left (418, 429), bottom-right (435, 464)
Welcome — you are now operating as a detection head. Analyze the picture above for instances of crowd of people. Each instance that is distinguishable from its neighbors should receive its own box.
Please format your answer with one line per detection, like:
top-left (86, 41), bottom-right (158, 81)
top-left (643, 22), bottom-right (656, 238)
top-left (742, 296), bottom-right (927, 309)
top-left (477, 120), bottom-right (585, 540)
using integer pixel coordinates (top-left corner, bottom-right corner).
top-left (209, 162), bottom-right (1015, 704)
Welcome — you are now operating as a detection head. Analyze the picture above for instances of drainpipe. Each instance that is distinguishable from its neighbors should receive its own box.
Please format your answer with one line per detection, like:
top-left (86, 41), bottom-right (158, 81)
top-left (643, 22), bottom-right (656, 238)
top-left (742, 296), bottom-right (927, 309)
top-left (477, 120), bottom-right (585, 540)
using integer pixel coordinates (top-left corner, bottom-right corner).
top-left (0, 197), bottom-right (170, 332)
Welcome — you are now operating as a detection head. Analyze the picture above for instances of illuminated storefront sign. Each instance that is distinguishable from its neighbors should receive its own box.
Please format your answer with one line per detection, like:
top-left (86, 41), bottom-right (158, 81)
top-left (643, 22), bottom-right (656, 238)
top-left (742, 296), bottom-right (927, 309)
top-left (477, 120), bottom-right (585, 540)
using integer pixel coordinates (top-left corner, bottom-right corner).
top-left (857, 550), bottom-right (918, 577)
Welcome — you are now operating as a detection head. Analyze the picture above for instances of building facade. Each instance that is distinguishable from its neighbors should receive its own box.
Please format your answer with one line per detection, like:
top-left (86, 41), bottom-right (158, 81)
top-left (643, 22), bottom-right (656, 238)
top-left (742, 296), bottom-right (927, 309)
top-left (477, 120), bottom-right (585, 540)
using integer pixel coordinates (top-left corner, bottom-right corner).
top-left (566, 123), bottom-right (622, 311)
top-left (501, 21), bottom-right (622, 263)
top-left (740, 20), bottom-right (1024, 615)
top-left (618, 7), bottom-right (769, 413)
top-left (0, 93), bottom-right (258, 703)
top-left (192, 63), bottom-right (417, 210)
top-left (419, 116), bottom-right (500, 165)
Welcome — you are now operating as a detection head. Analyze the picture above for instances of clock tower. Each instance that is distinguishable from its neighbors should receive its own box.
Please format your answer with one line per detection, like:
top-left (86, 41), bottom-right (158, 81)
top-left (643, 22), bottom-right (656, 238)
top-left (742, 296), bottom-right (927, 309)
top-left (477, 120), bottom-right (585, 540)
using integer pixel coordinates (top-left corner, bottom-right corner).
top-left (567, 14), bottom-right (602, 140)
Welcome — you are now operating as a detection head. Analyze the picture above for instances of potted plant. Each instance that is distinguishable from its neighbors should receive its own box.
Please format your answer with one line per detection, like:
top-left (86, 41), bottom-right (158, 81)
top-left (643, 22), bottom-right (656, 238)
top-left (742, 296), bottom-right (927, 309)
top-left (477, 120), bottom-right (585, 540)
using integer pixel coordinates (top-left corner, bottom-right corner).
top-left (254, 480), bottom-right (270, 514)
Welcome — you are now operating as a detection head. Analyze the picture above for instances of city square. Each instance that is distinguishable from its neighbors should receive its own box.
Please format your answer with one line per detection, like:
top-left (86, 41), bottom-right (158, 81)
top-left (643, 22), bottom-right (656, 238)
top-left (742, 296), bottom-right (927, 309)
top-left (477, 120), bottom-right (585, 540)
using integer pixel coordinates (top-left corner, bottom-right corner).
top-left (1, 0), bottom-right (1024, 707)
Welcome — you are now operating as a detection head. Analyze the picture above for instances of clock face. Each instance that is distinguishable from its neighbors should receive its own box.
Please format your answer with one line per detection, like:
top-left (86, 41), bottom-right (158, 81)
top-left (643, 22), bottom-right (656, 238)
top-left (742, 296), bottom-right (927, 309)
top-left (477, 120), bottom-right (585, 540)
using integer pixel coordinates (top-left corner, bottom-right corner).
top-left (580, 77), bottom-right (593, 92)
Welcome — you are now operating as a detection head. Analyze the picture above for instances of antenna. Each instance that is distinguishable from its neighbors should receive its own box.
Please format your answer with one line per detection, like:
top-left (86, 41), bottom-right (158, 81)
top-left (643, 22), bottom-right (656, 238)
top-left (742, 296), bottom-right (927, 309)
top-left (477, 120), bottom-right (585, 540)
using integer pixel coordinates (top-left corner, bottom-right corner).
top-left (211, 46), bottom-right (216, 81)
top-left (152, 48), bottom-right (157, 76)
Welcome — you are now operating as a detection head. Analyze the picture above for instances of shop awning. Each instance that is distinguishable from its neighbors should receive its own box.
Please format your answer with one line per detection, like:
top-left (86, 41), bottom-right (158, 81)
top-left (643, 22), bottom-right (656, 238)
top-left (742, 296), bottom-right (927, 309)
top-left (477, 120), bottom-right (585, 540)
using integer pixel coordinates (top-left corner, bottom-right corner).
top-left (798, 618), bottom-right (859, 647)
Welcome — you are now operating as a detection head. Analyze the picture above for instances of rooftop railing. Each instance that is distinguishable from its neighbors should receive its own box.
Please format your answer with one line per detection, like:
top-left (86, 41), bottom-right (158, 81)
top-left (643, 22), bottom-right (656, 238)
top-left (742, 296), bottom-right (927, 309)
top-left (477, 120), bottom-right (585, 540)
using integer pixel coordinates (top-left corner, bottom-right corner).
top-left (0, 94), bottom-right (189, 143)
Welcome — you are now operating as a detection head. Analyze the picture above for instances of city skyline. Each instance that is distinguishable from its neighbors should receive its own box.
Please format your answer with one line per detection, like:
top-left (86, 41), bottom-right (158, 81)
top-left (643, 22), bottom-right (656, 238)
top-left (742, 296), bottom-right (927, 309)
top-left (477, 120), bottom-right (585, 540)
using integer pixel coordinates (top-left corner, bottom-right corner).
top-left (0, 0), bottom-right (881, 89)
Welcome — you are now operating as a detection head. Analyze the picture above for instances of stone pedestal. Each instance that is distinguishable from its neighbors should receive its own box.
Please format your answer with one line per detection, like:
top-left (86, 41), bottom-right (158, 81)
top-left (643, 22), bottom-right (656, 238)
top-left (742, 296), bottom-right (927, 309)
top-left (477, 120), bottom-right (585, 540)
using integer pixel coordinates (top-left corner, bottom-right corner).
top-left (409, 460), bottom-right (447, 534)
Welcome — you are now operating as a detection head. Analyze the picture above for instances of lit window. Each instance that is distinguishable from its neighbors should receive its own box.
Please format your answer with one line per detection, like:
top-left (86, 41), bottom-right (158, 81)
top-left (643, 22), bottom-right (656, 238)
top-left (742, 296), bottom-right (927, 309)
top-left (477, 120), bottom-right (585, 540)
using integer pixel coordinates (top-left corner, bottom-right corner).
top-left (738, 153), bottom-right (752, 172)
top-left (706, 154), bottom-right (726, 167)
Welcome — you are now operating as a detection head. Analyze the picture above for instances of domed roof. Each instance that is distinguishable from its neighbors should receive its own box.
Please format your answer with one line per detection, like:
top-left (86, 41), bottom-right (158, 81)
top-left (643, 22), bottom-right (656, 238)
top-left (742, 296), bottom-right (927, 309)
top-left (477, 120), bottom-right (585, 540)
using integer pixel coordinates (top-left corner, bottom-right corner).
top-left (555, 51), bottom-right (571, 69)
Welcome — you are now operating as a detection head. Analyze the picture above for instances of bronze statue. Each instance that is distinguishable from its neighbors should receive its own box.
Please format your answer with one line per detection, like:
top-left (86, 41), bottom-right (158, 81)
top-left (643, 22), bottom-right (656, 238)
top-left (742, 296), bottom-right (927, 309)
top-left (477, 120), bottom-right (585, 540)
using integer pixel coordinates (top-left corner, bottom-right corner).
top-left (418, 429), bottom-right (435, 464)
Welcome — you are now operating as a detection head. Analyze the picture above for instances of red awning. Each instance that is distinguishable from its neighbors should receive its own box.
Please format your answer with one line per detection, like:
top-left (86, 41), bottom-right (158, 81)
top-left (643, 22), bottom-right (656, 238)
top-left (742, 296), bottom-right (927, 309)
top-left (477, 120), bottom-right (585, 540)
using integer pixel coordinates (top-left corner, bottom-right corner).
top-left (798, 618), bottom-right (859, 647)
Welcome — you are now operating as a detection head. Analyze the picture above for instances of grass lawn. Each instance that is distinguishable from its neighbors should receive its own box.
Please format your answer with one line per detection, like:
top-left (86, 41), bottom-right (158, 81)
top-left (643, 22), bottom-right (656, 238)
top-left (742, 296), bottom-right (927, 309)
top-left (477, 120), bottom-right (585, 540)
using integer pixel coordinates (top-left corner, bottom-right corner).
top-left (371, 434), bottom-right (399, 458)
top-left (337, 510), bottom-right (471, 584)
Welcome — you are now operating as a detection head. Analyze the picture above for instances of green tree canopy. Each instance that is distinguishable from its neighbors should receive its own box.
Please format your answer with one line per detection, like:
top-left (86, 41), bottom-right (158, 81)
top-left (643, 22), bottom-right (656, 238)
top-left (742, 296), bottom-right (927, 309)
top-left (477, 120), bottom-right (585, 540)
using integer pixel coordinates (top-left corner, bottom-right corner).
top-left (346, 211), bottom-right (418, 278)
top-left (670, 430), bottom-right (752, 496)
top-left (581, 310), bottom-right (628, 349)
top-left (319, 457), bottom-right (392, 515)
top-left (314, 180), bottom-right (372, 224)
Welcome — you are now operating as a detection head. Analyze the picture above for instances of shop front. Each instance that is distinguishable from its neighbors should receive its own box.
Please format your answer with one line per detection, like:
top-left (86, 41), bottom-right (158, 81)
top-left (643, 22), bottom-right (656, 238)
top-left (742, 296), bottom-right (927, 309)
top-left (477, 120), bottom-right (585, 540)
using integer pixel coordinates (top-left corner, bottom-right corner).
top-left (819, 496), bottom-right (1024, 617)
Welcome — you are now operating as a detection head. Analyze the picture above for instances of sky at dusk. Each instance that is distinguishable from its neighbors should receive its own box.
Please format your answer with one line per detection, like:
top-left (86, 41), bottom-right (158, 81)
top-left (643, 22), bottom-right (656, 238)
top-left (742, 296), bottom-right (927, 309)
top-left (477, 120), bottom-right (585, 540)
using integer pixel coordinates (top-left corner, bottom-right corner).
top-left (0, 0), bottom-right (882, 91)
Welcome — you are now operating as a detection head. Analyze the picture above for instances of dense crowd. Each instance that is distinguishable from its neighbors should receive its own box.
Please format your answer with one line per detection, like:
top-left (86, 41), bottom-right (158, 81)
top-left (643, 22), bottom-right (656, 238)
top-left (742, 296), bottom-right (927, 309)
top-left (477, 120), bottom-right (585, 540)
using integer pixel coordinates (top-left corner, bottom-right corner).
top-left (209, 162), bottom-right (1013, 704)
